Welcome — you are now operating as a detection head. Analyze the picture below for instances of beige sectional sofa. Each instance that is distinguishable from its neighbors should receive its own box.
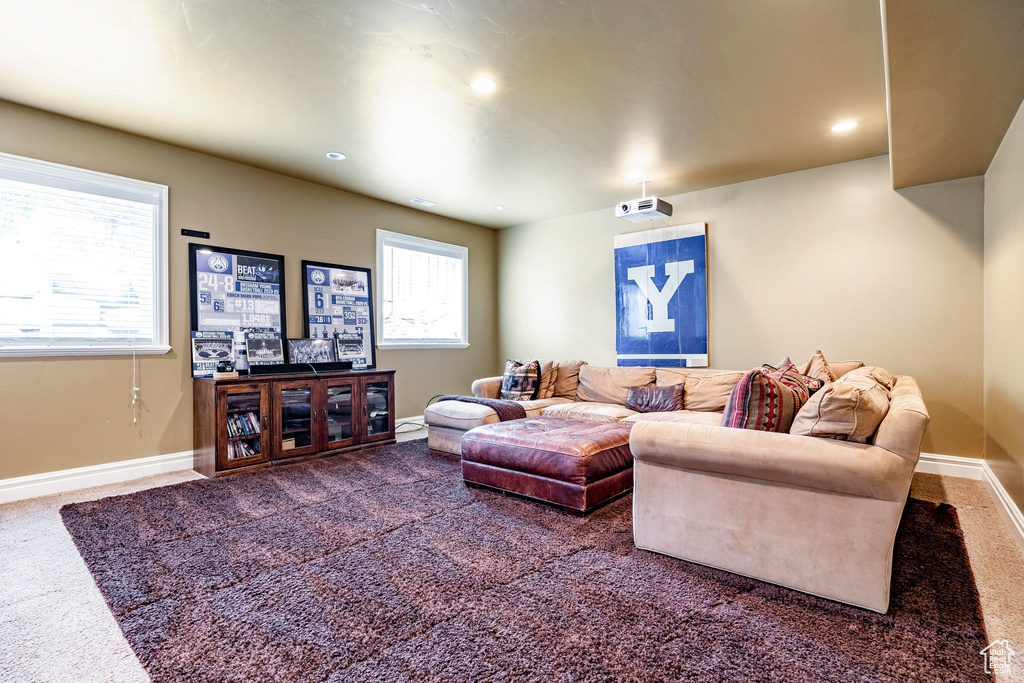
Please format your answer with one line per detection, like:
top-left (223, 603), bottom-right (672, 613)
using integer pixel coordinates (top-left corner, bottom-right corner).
top-left (424, 359), bottom-right (929, 613)
top-left (425, 363), bottom-right (744, 454)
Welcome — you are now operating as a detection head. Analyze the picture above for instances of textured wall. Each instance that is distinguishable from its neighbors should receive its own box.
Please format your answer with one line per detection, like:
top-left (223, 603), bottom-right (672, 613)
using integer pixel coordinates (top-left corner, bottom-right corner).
top-left (499, 156), bottom-right (984, 458)
top-left (984, 97), bottom-right (1024, 510)
top-left (0, 100), bottom-right (498, 479)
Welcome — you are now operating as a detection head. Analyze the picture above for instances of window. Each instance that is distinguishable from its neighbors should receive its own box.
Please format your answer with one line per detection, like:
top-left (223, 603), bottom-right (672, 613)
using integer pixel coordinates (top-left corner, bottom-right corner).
top-left (0, 152), bottom-right (168, 356)
top-left (376, 230), bottom-right (468, 348)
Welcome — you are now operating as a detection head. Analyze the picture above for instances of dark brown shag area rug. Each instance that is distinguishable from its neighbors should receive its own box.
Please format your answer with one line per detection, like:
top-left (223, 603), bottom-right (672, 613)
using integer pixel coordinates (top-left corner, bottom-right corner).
top-left (62, 440), bottom-right (991, 682)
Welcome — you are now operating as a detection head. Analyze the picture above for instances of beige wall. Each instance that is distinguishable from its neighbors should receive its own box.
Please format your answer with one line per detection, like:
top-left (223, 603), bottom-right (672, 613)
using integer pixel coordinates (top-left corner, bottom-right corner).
top-left (984, 97), bottom-right (1024, 509)
top-left (0, 100), bottom-right (498, 480)
top-left (499, 156), bottom-right (984, 458)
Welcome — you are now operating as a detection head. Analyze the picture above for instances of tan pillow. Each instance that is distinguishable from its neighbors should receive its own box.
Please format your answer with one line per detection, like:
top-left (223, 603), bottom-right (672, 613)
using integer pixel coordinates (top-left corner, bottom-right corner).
top-left (531, 360), bottom-right (558, 400)
top-left (790, 372), bottom-right (890, 443)
top-left (799, 350), bottom-right (837, 382)
top-left (850, 365), bottom-right (895, 391)
top-left (829, 359), bottom-right (866, 379)
top-left (683, 372), bottom-right (746, 412)
top-left (552, 360), bottom-right (588, 400)
top-left (577, 366), bottom-right (656, 405)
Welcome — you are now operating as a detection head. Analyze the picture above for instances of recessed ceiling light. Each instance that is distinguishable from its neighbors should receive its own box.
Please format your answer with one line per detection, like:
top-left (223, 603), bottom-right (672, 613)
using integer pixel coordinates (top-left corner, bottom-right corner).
top-left (410, 198), bottom-right (437, 207)
top-left (325, 151), bottom-right (347, 160)
top-left (831, 121), bottom-right (858, 133)
top-left (471, 77), bottom-right (498, 94)
top-left (490, 205), bottom-right (504, 211)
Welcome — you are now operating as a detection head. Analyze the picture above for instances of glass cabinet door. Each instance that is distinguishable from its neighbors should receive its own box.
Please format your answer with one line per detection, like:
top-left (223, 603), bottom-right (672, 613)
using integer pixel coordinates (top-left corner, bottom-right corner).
top-left (217, 384), bottom-right (270, 470)
top-left (362, 375), bottom-right (394, 442)
top-left (323, 379), bottom-right (356, 449)
top-left (273, 380), bottom-right (319, 458)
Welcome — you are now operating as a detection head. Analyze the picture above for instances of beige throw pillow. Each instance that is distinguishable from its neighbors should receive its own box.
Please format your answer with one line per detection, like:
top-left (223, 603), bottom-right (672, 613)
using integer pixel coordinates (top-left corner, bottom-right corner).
top-left (829, 359), bottom-right (866, 379)
top-left (799, 350), bottom-right (837, 383)
top-left (531, 360), bottom-right (558, 399)
top-left (790, 371), bottom-right (890, 443)
top-left (552, 360), bottom-right (588, 400)
top-left (577, 366), bottom-right (656, 405)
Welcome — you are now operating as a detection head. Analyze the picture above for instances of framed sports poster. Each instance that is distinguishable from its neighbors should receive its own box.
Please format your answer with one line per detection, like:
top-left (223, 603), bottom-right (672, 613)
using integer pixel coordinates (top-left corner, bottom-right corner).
top-left (190, 331), bottom-right (234, 378)
top-left (301, 260), bottom-right (376, 370)
top-left (189, 244), bottom-right (287, 374)
top-left (613, 222), bottom-right (708, 368)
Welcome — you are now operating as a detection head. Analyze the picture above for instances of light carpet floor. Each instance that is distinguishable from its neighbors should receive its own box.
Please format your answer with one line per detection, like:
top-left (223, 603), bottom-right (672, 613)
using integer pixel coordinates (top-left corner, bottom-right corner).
top-left (0, 431), bottom-right (1021, 683)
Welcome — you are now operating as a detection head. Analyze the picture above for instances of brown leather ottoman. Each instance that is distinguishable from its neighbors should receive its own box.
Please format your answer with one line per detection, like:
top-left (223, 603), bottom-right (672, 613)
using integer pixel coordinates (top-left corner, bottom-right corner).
top-left (460, 416), bottom-right (634, 515)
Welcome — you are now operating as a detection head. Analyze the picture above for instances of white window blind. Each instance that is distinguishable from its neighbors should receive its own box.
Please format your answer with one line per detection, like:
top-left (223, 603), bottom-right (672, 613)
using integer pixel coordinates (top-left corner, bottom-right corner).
top-left (376, 230), bottom-right (468, 348)
top-left (0, 152), bottom-right (168, 356)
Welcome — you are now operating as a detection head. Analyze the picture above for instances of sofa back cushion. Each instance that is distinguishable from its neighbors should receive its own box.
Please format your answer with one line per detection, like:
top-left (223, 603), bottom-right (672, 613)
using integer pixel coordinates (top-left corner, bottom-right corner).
top-left (551, 360), bottom-right (588, 400)
top-left (721, 366), bottom-right (808, 432)
top-left (577, 366), bottom-right (656, 405)
top-left (790, 368), bottom-right (890, 443)
top-left (873, 376), bottom-right (929, 461)
top-left (499, 359), bottom-right (541, 401)
top-left (656, 368), bottom-right (745, 412)
top-left (626, 384), bottom-right (684, 413)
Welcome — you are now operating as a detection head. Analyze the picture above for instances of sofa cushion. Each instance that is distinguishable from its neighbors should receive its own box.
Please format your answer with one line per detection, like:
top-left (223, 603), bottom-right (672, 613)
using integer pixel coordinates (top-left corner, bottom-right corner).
top-left (541, 401), bottom-right (638, 423)
top-left (425, 398), bottom-right (570, 430)
top-left (681, 372), bottom-right (746, 412)
top-left (790, 371), bottom-right (890, 443)
top-left (500, 359), bottom-right (541, 401)
top-left (873, 376), bottom-right (929, 460)
top-left (622, 410), bottom-right (724, 427)
top-left (577, 366), bottom-right (656, 405)
top-left (722, 366), bottom-right (807, 433)
top-left (626, 384), bottom-right (684, 413)
top-left (854, 365), bottom-right (896, 391)
top-left (552, 360), bottom-right (588, 400)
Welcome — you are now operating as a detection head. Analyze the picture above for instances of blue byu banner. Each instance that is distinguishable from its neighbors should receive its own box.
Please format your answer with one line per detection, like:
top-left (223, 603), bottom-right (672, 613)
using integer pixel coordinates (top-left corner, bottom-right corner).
top-left (613, 223), bottom-right (708, 367)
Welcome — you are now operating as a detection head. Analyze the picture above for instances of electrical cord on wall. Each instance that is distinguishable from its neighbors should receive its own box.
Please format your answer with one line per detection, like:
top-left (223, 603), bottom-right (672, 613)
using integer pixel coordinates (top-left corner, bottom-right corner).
top-left (393, 394), bottom-right (446, 434)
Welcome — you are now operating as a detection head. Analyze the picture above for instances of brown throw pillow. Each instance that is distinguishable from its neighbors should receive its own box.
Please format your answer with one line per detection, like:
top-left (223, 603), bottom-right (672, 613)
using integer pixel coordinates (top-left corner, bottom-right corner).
top-left (800, 350), bottom-right (837, 383)
top-left (626, 384), bottom-right (684, 413)
top-left (499, 359), bottom-right (541, 401)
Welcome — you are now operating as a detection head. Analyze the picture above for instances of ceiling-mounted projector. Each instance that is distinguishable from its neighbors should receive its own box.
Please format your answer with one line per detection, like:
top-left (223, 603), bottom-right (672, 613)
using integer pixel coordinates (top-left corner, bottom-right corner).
top-left (615, 196), bottom-right (673, 222)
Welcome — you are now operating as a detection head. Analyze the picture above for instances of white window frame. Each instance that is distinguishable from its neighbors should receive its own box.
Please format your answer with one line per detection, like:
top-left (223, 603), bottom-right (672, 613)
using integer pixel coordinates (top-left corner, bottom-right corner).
top-left (376, 229), bottom-right (469, 349)
top-left (0, 152), bottom-right (169, 357)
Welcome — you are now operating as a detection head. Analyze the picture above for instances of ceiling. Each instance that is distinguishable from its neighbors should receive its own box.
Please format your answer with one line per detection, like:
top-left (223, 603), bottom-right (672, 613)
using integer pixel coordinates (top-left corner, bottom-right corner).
top-left (884, 0), bottom-right (1024, 189)
top-left (0, 1), bottom-right (905, 228)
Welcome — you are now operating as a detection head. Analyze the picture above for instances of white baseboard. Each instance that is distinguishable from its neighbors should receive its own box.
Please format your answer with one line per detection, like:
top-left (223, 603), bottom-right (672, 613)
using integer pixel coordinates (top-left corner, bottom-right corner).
top-left (917, 453), bottom-right (1024, 553)
top-left (0, 450), bottom-right (194, 505)
top-left (915, 452), bottom-right (985, 480)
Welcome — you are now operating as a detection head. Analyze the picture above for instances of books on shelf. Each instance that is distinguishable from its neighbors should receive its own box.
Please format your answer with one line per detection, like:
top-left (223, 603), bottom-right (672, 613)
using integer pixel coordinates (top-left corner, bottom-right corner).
top-left (227, 439), bottom-right (260, 460)
top-left (226, 411), bottom-right (261, 438)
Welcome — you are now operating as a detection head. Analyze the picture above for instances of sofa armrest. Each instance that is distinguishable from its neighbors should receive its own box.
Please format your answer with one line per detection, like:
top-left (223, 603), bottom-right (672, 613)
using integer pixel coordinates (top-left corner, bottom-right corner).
top-left (472, 376), bottom-right (503, 399)
top-left (630, 421), bottom-right (914, 503)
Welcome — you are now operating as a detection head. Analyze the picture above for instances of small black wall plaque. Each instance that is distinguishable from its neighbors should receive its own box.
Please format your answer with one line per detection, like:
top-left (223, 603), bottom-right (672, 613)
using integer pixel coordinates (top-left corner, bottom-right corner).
top-left (181, 228), bottom-right (211, 239)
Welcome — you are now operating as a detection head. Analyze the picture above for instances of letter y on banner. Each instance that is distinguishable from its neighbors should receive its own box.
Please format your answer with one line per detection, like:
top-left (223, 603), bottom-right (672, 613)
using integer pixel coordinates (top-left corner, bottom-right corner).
top-left (614, 223), bottom-right (708, 367)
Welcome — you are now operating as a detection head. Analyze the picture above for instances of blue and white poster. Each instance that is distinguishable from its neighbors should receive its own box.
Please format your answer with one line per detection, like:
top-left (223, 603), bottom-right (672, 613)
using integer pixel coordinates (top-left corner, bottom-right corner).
top-left (613, 223), bottom-right (708, 367)
top-left (189, 245), bottom-right (286, 374)
top-left (302, 261), bottom-right (376, 370)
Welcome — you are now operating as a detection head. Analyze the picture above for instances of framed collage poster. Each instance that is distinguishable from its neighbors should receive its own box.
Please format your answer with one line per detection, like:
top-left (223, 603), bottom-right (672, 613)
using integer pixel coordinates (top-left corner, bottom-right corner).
top-left (189, 244), bottom-right (287, 377)
top-left (301, 260), bottom-right (376, 370)
top-left (613, 222), bottom-right (708, 368)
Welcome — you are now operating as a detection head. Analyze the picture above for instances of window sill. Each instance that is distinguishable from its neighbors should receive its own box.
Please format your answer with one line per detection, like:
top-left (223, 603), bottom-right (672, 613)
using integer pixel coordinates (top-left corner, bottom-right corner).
top-left (377, 342), bottom-right (470, 350)
top-left (0, 345), bottom-right (172, 358)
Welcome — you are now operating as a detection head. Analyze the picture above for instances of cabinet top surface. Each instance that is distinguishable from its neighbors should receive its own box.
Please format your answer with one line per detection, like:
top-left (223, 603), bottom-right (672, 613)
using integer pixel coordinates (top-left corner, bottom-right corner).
top-left (195, 369), bottom-right (395, 384)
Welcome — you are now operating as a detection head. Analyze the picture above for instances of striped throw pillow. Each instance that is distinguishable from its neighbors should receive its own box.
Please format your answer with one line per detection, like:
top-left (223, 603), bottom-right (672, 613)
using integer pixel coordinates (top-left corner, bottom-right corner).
top-left (722, 364), bottom-right (809, 432)
top-left (500, 359), bottom-right (541, 401)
